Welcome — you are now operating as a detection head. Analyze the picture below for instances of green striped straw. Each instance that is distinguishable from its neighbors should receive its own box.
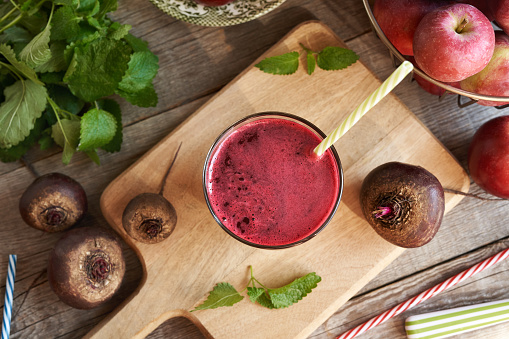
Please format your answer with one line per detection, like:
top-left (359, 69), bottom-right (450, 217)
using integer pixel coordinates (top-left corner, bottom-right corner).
top-left (405, 299), bottom-right (509, 339)
top-left (314, 60), bottom-right (414, 156)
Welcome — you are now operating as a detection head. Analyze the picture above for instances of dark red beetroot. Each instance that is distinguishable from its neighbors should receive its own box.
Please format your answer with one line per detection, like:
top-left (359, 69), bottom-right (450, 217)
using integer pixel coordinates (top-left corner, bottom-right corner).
top-left (19, 173), bottom-right (87, 232)
top-left (48, 227), bottom-right (126, 309)
top-left (360, 162), bottom-right (445, 248)
top-left (468, 115), bottom-right (509, 199)
top-left (122, 144), bottom-right (180, 244)
top-left (122, 193), bottom-right (177, 244)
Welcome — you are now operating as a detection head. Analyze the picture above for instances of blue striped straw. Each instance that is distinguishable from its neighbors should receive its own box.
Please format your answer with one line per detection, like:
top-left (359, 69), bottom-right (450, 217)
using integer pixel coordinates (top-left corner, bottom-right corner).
top-left (2, 255), bottom-right (17, 339)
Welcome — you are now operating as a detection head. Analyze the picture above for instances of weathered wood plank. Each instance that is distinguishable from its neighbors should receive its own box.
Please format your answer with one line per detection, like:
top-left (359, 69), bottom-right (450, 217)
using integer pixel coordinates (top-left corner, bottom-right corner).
top-left (0, 1), bottom-right (508, 338)
top-left (310, 238), bottom-right (509, 339)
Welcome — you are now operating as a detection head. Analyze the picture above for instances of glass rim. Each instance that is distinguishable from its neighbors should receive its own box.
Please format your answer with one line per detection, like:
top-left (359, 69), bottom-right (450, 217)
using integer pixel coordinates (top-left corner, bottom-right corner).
top-left (202, 111), bottom-right (344, 249)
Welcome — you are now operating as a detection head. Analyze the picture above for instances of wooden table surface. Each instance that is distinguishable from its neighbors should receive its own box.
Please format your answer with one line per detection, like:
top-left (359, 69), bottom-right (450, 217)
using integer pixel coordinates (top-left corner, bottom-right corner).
top-left (1, 0), bottom-right (508, 338)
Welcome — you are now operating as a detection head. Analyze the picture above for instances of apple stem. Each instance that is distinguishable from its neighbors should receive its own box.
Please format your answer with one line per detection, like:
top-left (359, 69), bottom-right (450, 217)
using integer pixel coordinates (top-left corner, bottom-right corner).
top-left (456, 17), bottom-right (469, 34)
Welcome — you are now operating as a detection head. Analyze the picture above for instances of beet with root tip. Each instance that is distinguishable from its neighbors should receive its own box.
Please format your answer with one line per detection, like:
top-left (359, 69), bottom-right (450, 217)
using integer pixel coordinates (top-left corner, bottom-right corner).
top-left (360, 162), bottom-right (445, 248)
top-left (19, 173), bottom-right (87, 232)
top-left (122, 144), bottom-right (181, 244)
top-left (48, 227), bottom-right (126, 309)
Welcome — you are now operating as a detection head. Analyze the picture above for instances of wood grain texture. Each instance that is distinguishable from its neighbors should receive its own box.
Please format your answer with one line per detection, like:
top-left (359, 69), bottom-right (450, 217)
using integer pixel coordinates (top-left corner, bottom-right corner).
top-left (89, 22), bottom-right (468, 339)
top-left (0, 0), bottom-right (508, 338)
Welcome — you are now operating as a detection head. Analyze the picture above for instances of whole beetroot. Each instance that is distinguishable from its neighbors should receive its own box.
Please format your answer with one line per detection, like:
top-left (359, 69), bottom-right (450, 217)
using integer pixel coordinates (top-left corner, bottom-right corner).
top-left (360, 162), bottom-right (445, 248)
top-left (48, 227), bottom-right (126, 309)
top-left (19, 173), bottom-right (87, 232)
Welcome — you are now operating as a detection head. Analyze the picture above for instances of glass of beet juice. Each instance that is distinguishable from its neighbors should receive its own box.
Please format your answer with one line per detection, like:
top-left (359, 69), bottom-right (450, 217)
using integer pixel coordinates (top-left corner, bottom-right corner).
top-left (203, 112), bottom-right (344, 249)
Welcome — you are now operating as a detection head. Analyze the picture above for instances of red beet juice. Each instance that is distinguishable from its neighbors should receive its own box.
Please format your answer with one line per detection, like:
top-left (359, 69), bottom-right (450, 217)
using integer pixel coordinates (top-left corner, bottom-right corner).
top-left (204, 114), bottom-right (342, 248)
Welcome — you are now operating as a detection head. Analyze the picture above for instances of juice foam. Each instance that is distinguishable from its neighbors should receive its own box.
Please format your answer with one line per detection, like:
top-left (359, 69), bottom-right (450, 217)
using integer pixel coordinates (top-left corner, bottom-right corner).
top-left (206, 118), bottom-right (340, 246)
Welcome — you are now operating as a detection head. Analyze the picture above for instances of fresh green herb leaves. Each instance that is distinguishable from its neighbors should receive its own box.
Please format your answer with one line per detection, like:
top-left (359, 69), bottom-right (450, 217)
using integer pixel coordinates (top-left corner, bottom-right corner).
top-left (78, 107), bottom-right (116, 151)
top-left (254, 51), bottom-right (299, 75)
top-left (255, 43), bottom-right (359, 76)
top-left (64, 38), bottom-right (132, 102)
top-left (0, 79), bottom-right (47, 148)
top-left (191, 267), bottom-right (321, 312)
top-left (316, 46), bottom-right (360, 71)
top-left (191, 283), bottom-right (245, 311)
top-left (0, 0), bottom-right (159, 164)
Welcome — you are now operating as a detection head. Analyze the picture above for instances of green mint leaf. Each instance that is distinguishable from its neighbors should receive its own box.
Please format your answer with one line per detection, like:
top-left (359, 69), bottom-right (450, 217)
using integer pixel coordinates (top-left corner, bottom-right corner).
top-left (38, 133), bottom-right (53, 150)
top-left (316, 46), bottom-right (359, 71)
top-left (51, 118), bottom-right (80, 164)
top-left (51, 6), bottom-right (80, 41)
top-left (0, 79), bottom-right (47, 148)
top-left (191, 283), bottom-right (243, 312)
top-left (76, 0), bottom-right (99, 15)
top-left (39, 71), bottom-right (64, 84)
top-left (96, 0), bottom-right (118, 18)
top-left (0, 26), bottom-right (32, 56)
top-left (52, 0), bottom-right (80, 9)
top-left (108, 23), bottom-right (131, 41)
top-left (64, 38), bottom-right (131, 101)
top-left (117, 51), bottom-right (158, 93)
top-left (306, 52), bottom-right (316, 75)
top-left (255, 51), bottom-right (299, 75)
top-left (117, 84), bottom-right (157, 108)
top-left (35, 42), bottom-right (67, 73)
top-left (247, 287), bottom-right (265, 303)
top-left (115, 51), bottom-right (159, 107)
top-left (47, 84), bottom-right (84, 115)
top-left (97, 99), bottom-right (122, 153)
top-left (267, 272), bottom-right (321, 309)
top-left (20, 11), bottom-right (47, 35)
top-left (19, 23), bottom-right (51, 68)
top-left (255, 292), bottom-right (276, 309)
top-left (85, 149), bottom-right (100, 165)
top-left (79, 107), bottom-right (116, 151)
top-left (0, 26), bottom-right (32, 45)
top-left (123, 33), bottom-right (149, 53)
top-left (0, 44), bottom-right (42, 85)
top-left (0, 117), bottom-right (44, 162)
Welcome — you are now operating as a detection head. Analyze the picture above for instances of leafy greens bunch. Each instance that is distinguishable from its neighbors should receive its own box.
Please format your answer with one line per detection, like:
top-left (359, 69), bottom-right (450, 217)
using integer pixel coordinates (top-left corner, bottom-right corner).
top-left (191, 267), bottom-right (321, 311)
top-left (0, 0), bottom-right (159, 164)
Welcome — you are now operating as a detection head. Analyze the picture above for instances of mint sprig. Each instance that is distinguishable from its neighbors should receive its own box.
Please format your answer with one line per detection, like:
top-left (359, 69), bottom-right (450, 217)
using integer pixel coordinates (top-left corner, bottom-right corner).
top-left (191, 267), bottom-right (321, 312)
top-left (255, 43), bottom-right (358, 76)
top-left (0, 0), bottom-right (159, 164)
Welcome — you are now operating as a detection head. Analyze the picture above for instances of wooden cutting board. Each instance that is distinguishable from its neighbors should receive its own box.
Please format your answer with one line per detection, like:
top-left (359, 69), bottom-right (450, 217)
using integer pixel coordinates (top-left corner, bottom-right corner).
top-left (87, 21), bottom-right (469, 339)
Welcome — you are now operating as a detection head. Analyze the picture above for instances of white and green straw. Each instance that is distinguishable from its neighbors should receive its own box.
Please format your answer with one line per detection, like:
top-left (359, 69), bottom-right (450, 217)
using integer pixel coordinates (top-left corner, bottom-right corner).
top-left (405, 299), bottom-right (509, 339)
top-left (314, 60), bottom-right (414, 156)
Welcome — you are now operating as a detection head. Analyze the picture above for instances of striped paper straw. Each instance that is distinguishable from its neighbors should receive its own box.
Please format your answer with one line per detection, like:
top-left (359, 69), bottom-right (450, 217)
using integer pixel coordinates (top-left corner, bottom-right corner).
top-left (314, 60), bottom-right (414, 156)
top-left (337, 247), bottom-right (509, 339)
top-left (1, 255), bottom-right (17, 339)
top-left (405, 299), bottom-right (509, 339)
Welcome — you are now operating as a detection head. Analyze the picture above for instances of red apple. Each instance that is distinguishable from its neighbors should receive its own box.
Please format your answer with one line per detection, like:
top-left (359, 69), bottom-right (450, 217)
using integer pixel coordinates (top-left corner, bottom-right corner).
top-left (460, 31), bottom-right (509, 106)
top-left (194, 0), bottom-right (234, 5)
top-left (452, 0), bottom-right (495, 21)
top-left (406, 56), bottom-right (461, 96)
top-left (489, 0), bottom-right (509, 34)
top-left (468, 115), bottom-right (509, 199)
top-left (414, 74), bottom-right (461, 96)
top-left (373, 0), bottom-right (448, 56)
top-left (413, 4), bottom-right (495, 82)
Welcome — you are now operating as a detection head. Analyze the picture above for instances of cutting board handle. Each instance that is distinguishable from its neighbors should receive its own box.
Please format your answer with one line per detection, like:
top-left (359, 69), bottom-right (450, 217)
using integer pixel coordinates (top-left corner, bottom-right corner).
top-left (83, 281), bottom-right (210, 339)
